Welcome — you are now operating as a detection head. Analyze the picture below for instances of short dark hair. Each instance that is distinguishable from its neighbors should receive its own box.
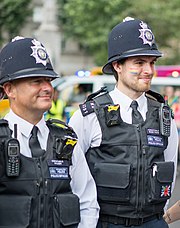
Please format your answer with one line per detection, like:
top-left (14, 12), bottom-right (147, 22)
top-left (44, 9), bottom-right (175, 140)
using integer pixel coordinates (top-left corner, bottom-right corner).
top-left (111, 58), bottom-right (127, 81)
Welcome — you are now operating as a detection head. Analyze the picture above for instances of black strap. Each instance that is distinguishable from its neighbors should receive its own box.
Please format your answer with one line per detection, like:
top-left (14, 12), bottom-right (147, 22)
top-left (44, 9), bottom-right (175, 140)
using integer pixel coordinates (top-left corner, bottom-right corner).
top-left (146, 90), bottom-right (165, 103)
top-left (93, 92), bottom-right (114, 107)
top-left (0, 119), bottom-right (12, 139)
top-left (100, 214), bottom-right (162, 226)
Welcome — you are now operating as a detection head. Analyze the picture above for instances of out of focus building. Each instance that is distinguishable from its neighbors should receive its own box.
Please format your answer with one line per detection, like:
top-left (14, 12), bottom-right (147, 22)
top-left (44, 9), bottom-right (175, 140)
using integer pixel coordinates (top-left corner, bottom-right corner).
top-left (20, 0), bottom-right (95, 76)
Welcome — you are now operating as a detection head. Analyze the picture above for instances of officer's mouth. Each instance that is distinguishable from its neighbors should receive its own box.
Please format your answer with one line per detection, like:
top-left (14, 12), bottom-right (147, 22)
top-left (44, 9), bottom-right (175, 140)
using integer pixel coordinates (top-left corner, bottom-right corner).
top-left (38, 95), bottom-right (52, 101)
top-left (138, 77), bottom-right (152, 84)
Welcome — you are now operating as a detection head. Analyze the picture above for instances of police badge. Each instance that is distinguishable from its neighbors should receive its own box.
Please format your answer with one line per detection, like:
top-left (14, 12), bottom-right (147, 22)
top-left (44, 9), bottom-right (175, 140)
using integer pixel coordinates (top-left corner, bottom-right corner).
top-left (31, 39), bottom-right (50, 66)
top-left (139, 21), bottom-right (155, 46)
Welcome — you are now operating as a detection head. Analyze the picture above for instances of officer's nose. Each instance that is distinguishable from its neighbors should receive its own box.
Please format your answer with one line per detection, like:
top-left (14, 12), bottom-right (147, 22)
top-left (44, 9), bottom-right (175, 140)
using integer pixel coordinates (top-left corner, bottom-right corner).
top-left (143, 63), bottom-right (154, 76)
top-left (41, 78), bottom-right (53, 92)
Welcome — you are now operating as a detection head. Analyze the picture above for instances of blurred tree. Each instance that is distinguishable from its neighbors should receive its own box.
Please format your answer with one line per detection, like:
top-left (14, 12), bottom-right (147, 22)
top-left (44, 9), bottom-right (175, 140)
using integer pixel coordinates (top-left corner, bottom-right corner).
top-left (0, 0), bottom-right (32, 46)
top-left (57, 0), bottom-right (180, 66)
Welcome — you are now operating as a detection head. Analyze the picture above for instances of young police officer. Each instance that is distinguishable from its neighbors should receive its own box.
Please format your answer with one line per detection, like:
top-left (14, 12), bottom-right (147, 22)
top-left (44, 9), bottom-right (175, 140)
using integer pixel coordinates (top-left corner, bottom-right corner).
top-left (0, 36), bottom-right (99, 228)
top-left (69, 17), bottom-right (178, 227)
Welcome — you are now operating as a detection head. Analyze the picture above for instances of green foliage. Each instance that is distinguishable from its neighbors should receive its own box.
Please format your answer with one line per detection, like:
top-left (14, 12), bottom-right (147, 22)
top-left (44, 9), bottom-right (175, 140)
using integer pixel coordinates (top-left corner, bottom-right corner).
top-left (57, 0), bottom-right (180, 66)
top-left (0, 0), bottom-right (32, 46)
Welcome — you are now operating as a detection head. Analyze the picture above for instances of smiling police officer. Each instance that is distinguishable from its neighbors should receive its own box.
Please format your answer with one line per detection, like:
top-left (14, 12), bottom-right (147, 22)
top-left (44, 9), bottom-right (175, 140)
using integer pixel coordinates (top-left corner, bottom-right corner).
top-left (0, 36), bottom-right (99, 228)
top-left (69, 17), bottom-right (178, 228)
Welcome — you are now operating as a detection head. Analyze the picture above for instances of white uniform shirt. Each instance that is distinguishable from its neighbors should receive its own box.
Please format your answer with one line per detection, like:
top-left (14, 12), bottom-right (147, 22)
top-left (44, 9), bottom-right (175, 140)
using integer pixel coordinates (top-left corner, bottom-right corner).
top-left (69, 87), bottom-right (178, 208)
top-left (4, 110), bottom-right (99, 228)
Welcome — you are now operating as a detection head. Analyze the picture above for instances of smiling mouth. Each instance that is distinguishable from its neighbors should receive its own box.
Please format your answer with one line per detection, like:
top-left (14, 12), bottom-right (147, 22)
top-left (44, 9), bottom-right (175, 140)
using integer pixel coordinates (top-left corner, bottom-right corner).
top-left (39, 95), bottom-right (52, 99)
top-left (139, 77), bottom-right (151, 81)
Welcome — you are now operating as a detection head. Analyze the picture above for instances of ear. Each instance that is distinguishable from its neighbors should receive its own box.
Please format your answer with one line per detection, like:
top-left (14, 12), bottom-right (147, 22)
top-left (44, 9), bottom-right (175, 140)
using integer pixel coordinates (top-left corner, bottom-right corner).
top-left (112, 61), bottom-right (122, 74)
top-left (3, 82), bottom-right (16, 99)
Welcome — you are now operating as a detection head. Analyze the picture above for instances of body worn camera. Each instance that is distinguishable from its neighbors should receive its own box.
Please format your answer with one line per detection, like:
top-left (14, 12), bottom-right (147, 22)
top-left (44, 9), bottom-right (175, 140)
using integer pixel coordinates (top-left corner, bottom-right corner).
top-left (56, 136), bottom-right (77, 161)
top-left (159, 102), bottom-right (171, 137)
top-left (104, 104), bottom-right (121, 127)
top-left (5, 138), bottom-right (20, 177)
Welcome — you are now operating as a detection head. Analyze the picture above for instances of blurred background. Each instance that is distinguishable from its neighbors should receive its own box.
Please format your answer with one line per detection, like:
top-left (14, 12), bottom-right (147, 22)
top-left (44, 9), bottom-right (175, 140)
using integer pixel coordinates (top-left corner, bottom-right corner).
top-left (0, 1), bottom-right (180, 227)
top-left (0, 0), bottom-right (180, 75)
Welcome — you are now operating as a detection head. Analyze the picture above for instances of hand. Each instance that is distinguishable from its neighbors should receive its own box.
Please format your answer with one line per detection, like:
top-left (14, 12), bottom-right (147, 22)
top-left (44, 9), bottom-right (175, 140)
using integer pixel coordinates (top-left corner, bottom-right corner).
top-left (163, 211), bottom-right (172, 224)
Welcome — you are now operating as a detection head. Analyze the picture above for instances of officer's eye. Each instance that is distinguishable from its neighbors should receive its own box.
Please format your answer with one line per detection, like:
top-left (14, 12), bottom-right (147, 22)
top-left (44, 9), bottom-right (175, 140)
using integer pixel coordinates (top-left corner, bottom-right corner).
top-left (151, 61), bottom-right (156, 66)
top-left (135, 61), bottom-right (144, 65)
top-left (45, 78), bottom-right (52, 82)
top-left (32, 79), bottom-right (41, 84)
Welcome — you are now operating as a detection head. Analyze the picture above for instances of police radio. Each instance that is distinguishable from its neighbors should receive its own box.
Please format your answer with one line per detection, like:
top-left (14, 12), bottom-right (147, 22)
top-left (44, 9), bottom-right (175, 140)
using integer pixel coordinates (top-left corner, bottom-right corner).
top-left (159, 99), bottom-right (171, 137)
top-left (5, 124), bottom-right (20, 177)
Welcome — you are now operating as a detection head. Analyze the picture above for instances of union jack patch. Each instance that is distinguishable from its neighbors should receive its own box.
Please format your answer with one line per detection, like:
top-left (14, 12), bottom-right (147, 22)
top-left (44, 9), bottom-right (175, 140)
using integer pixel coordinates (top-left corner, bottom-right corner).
top-left (160, 185), bottom-right (171, 197)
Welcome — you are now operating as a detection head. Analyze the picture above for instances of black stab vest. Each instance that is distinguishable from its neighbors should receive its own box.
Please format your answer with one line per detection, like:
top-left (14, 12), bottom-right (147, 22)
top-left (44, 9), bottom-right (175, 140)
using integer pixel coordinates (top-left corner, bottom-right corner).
top-left (0, 120), bottom-right (80, 228)
top-left (85, 92), bottom-right (174, 219)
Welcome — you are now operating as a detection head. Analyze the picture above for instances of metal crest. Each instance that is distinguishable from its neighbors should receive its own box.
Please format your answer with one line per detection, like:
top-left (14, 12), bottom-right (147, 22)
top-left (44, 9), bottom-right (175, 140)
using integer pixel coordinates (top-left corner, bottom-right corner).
top-left (123, 16), bottom-right (134, 22)
top-left (11, 36), bottom-right (25, 42)
top-left (31, 39), bottom-right (49, 66)
top-left (139, 21), bottom-right (154, 46)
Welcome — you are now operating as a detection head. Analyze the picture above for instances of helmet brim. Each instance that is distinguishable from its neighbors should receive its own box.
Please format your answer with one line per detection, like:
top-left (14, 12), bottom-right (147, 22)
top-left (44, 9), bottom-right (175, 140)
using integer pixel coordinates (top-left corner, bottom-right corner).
top-left (102, 49), bottom-right (163, 75)
top-left (0, 68), bottom-right (59, 85)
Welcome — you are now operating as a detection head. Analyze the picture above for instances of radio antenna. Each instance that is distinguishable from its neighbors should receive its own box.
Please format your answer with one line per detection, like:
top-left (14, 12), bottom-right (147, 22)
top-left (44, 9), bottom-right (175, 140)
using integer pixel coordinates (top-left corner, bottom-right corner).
top-left (14, 124), bottom-right (17, 139)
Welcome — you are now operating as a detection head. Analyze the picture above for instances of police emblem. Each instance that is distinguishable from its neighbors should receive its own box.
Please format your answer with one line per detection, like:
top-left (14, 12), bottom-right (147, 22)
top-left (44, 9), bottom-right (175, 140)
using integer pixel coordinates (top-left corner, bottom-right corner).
top-left (139, 21), bottom-right (154, 46)
top-left (31, 39), bottom-right (49, 66)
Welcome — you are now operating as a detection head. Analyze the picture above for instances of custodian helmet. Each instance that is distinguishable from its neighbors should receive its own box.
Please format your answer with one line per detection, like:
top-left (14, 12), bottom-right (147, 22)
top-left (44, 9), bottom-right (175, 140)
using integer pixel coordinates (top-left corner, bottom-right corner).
top-left (0, 36), bottom-right (58, 85)
top-left (102, 17), bottom-right (162, 74)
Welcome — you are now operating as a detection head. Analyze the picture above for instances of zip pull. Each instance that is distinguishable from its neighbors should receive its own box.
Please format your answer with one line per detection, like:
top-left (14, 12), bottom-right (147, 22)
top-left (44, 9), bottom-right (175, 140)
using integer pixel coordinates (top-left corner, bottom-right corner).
top-left (142, 146), bottom-right (146, 155)
top-left (45, 180), bottom-right (48, 195)
top-left (54, 194), bottom-right (59, 208)
top-left (136, 124), bottom-right (140, 131)
top-left (36, 181), bottom-right (40, 195)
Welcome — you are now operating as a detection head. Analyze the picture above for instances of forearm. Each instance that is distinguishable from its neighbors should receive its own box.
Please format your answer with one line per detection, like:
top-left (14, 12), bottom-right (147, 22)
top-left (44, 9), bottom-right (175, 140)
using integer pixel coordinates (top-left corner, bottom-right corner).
top-left (163, 200), bottom-right (180, 224)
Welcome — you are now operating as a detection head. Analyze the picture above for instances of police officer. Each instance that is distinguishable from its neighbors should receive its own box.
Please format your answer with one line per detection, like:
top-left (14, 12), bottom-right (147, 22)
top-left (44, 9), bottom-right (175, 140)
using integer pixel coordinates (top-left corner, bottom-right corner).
top-left (69, 17), bottom-right (178, 227)
top-left (0, 36), bottom-right (99, 228)
top-left (45, 86), bottom-right (66, 121)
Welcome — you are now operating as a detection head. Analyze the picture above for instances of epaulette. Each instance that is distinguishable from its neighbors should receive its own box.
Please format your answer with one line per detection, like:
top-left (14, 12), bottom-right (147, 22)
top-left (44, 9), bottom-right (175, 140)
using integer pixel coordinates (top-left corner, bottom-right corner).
top-left (79, 100), bottom-right (95, 117)
top-left (46, 118), bottom-right (77, 138)
top-left (79, 86), bottom-right (108, 117)
top-left (146, 90), bottom-right (165, 103)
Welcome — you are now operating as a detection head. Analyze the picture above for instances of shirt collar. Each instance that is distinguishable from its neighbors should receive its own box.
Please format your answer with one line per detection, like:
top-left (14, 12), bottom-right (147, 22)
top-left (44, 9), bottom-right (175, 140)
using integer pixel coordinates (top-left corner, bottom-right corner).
top-left (110, 86), bottom-right (147, 111)
top-left (4, 109), bottom-right (47, 138)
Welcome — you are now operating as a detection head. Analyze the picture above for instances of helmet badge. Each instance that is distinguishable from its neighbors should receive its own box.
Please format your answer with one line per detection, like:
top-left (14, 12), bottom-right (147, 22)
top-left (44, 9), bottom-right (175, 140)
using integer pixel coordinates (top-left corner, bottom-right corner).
top-left (139, 21), bottom-right (154, 46)
top-left (31, 39), bottom-right (49, 66)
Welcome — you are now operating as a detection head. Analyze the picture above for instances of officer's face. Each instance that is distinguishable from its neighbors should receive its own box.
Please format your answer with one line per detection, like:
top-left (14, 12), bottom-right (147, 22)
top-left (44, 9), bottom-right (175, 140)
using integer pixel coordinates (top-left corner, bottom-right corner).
top-left (112, 56), bottom-right (157, 98)
top-left (3, 77), bottom-right (53, 121)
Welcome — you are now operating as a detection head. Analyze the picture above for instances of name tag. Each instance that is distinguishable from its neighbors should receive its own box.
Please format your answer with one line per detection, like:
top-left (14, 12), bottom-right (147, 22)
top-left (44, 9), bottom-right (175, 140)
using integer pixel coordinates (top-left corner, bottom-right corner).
top-left (147, 128), bottom-right (159, 135)
top-left (47, 159), bottom-right (70, 179)
top-left (147, 135), bottom-right (164, 147)
top-left (49, 167), bottom-right (69, 179)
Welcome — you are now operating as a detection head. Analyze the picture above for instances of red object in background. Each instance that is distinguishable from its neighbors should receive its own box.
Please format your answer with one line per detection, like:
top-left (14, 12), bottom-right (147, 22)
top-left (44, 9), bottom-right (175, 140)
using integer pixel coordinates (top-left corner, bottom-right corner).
top-left (155, 65), bottom-right (180, 78)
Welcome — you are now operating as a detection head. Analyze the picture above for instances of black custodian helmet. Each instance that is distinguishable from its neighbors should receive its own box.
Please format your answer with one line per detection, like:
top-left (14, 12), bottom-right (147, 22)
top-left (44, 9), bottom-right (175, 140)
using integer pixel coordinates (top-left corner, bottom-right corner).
top-left (0, 36), bottom-right (58, 85)
top-left (102, 17), bottom-right (162, 74)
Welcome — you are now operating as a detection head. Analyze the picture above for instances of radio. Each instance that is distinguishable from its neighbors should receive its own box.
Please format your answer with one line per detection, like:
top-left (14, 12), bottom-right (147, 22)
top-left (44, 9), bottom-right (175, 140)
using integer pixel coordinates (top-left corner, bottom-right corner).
top-left (5, 138), bottom-right (20, 177)
top-left (5, 124), bottom-right (20, 177)
top-left (159, 101), bottom-right (171, 137)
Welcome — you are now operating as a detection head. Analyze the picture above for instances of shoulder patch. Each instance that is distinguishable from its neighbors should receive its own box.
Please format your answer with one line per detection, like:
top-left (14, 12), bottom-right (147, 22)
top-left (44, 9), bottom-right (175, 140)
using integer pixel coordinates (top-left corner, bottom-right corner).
top-left (79, 100), bottom-right (95, 116)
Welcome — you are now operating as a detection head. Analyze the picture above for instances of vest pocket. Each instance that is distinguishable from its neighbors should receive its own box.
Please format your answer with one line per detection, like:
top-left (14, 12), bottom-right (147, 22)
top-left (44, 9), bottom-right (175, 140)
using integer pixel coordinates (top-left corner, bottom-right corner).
top-left (148, 161), bottom-right (174, 203)
top-left (53, 193), bottom-right (80, 228)
top-left (94, 163), bottom-right (132, 203)
top-left (0, 195), bottom-right (32, 227)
